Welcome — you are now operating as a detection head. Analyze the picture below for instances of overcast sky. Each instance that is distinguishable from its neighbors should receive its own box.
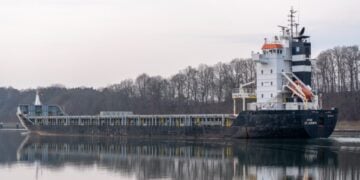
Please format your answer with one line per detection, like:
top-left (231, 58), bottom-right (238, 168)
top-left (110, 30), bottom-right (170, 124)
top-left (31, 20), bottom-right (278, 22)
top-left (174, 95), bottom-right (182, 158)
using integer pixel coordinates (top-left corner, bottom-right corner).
top-left (0, 0), bottom-right (359, 89)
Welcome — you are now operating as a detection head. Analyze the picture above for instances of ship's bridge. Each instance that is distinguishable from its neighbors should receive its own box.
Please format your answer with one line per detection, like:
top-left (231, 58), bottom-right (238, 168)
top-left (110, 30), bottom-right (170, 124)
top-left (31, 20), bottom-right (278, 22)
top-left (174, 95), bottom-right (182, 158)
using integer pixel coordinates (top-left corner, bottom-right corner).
top-left (261, 43), bottom-right (284, 56)
top-left (253, 42), bottom-right (285, 64)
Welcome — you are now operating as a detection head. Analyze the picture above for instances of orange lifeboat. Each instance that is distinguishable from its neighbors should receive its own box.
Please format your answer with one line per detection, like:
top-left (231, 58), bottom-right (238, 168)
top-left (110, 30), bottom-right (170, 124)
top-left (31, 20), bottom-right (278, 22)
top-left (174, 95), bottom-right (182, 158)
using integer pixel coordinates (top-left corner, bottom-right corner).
top-left (261, 43), bottom-right (283, 50)
top-left (290, 80), bottom-right (313, 101)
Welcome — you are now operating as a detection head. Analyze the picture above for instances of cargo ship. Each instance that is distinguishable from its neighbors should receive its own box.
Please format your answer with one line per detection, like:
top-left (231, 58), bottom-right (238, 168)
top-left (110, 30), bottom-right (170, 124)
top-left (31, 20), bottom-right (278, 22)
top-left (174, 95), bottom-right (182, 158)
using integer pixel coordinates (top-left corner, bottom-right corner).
top-left (17, 9), bottom-right (337, 139)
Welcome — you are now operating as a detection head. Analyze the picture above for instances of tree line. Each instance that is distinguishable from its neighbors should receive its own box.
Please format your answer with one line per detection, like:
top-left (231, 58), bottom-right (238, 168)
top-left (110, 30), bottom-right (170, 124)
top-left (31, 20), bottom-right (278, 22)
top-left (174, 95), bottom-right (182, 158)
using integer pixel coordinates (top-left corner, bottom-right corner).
top-left (315, 45), bottom-right (360, 121)
top-left (315, 45), bottom-right (360, 93)
top-left (0, 45), bottom-right (359, 123)
top-left (0, 59), bottom-right (256, 122)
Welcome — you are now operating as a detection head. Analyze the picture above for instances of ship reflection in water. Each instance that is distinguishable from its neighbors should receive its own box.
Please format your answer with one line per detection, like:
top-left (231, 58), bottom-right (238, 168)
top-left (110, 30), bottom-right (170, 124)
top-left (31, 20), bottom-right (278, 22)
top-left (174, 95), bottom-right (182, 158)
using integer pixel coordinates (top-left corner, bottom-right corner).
top-left (1, 131), bottom-right (360, 180)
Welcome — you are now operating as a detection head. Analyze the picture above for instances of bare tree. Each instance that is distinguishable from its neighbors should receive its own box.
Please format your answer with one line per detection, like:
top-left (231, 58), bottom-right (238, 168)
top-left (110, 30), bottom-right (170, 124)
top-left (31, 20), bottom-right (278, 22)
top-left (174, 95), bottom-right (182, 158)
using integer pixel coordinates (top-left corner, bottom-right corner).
top-left (198, 64), bottom-right (214, 104)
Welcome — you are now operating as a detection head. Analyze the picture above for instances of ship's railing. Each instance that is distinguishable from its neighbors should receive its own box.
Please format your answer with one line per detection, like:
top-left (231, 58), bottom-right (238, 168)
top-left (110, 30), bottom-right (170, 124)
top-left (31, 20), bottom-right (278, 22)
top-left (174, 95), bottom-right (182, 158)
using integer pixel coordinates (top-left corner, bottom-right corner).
top-left (23, 114), bottom-right (236, 127)
top-left (232, 82), bottom-right (256, 114)
top-left (232, 81), bottom-right (256, 99)
top-left (247, 102), bottom-right (319, 111)
top-left (232, 88), bottom-right (256, 98)
top-left (252, 53), bottom-right (267, 64)
top-left (252, 52), bottom-right (286, 63)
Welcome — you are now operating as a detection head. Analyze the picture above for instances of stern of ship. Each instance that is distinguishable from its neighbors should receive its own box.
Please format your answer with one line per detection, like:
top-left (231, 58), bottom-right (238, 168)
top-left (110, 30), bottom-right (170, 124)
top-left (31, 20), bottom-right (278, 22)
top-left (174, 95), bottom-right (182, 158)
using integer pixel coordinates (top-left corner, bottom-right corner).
top-left (232, 108), bottom-right (338, 139)
top-left (303, 108), bottom-right (338, 138)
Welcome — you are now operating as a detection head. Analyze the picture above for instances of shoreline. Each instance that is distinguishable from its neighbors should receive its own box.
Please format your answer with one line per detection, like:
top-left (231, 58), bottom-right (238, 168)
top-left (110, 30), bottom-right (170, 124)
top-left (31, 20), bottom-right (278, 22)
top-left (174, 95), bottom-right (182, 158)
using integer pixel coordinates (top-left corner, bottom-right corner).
top-left (1, 121), bottom-right (359, 132)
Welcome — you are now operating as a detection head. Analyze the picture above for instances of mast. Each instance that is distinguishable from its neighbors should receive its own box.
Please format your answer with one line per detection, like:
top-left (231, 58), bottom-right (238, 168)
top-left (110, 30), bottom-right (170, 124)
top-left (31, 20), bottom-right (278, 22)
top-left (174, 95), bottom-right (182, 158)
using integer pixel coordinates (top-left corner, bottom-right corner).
top-left (34, 90), bottom-right (42, 106)
top-left (288, 7), bottom-right (297, 38)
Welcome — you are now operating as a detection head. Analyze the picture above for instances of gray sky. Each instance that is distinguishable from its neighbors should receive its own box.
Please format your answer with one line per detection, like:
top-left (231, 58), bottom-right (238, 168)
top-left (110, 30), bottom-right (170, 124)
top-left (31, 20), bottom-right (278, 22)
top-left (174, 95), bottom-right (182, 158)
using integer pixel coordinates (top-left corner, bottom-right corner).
top-left (0, 0), bottom-right (359, 89)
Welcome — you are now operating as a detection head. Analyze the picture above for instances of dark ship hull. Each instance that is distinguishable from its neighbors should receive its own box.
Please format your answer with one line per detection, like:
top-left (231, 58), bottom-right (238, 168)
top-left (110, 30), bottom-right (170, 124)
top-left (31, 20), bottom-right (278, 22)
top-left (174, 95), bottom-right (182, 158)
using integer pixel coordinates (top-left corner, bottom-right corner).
top-left (18, 109), bottom-right (337, 139)
top-left (234, 109), bottom-right (338, 138)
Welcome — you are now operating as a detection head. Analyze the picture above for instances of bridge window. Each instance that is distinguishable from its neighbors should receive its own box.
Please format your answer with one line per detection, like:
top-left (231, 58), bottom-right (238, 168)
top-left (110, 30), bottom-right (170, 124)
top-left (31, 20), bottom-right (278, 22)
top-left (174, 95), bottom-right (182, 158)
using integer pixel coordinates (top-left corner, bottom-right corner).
top-left (270, 69), bottom-right (273, 74)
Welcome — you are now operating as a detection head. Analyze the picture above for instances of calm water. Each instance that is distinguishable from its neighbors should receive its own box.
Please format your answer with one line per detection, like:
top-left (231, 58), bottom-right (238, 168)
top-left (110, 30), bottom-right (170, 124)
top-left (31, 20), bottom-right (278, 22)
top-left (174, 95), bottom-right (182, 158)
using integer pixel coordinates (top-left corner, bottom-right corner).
top-left (0, 130), bottom-right (359, 180)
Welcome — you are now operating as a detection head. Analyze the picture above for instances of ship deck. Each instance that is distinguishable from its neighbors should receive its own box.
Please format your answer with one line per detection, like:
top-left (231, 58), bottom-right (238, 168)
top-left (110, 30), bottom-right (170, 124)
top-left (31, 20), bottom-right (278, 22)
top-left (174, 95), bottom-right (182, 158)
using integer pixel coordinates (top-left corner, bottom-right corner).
top-left (24, 114), bottom-right (236, 127)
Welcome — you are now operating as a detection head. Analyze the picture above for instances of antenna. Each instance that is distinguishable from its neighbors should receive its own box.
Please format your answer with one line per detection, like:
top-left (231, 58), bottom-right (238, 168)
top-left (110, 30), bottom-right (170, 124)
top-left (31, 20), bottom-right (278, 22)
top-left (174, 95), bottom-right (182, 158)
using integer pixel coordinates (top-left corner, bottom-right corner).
top-left (278, 25), bottom-right (287, 37)
top-left (298, 0), bottom-right (301, 24)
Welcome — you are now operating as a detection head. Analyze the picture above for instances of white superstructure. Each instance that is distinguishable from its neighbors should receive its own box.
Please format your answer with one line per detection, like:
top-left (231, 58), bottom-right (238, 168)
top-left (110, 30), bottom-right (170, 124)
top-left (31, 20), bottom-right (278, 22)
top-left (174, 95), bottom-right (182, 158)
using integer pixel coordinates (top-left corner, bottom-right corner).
top-left (253, 38), bottom-right (292, 106)
top-left (233, 8), bottom-right (319, 112)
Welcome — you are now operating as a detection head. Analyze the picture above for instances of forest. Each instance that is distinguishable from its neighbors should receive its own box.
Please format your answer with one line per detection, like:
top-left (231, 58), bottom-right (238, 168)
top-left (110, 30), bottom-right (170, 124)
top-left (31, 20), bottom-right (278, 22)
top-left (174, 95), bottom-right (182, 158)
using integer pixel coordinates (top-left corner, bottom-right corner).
top-left (0, 45), bottom-right (359, 123)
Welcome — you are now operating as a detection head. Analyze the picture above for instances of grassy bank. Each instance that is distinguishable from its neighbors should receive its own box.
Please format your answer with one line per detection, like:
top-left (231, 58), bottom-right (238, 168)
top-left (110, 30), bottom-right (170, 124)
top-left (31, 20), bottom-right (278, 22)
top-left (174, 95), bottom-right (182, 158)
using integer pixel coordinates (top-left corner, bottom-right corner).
top-left (335, 121), bottom-right (360, 131)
